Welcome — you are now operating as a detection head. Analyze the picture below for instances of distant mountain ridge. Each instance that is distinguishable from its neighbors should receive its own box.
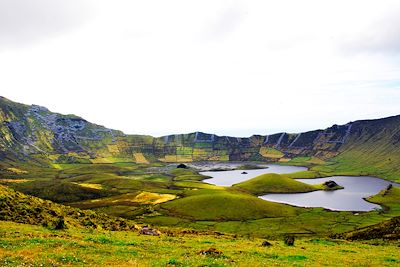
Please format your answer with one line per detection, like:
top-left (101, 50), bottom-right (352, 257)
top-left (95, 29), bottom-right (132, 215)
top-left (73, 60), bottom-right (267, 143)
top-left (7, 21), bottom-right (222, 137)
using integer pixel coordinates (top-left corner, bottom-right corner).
top-left (1, 96), bottom-right (399, 181)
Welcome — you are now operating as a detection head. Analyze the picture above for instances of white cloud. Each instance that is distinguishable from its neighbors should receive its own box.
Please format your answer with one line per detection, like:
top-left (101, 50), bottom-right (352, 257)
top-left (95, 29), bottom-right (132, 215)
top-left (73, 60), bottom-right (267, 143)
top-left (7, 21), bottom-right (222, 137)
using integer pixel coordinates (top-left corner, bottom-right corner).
top-left (0, 0), bottom-right (400, 137)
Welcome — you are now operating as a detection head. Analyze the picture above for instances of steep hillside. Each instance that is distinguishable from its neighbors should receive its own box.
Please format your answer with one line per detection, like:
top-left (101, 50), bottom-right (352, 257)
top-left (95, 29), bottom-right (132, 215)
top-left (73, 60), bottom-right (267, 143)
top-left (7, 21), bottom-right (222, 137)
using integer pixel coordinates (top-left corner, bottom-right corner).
top-left (0, 96), bottom-right (123, 165)
top-left (1, 96), bottom-right (400, 181)
top-left (313, 116), bottom-right (400, 181)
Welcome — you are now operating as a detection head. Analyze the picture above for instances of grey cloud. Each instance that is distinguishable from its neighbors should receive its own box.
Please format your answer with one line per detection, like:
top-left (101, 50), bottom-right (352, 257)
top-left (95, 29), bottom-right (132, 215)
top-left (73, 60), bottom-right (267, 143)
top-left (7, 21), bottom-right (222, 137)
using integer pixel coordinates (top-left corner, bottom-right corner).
top-left (0, 0), bottom-right (91, 49)
top-left (339, 9), bottom-right (400, 55)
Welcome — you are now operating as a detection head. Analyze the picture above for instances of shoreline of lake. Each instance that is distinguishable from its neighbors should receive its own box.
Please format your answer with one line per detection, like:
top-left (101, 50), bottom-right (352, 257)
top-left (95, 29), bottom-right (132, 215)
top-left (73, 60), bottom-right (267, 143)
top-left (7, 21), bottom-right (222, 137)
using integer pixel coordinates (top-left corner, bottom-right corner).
top-left (200, 162), bottom-right (399, 211)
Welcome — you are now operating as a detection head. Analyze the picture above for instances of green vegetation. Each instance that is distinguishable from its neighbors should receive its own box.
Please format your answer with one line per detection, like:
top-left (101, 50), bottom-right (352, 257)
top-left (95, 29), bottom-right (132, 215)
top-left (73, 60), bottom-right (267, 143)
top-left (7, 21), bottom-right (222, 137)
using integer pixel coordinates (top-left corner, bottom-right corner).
top-left (338, 216), bottom-right (400, 240)
top-left (160, 189), bottom-right (298, 221)
top-left (310, 116), bottom-right (400, 182)
top-left (368, 186), bottom-right (400, 214)
top-left (232, 173), bottom-right (319, 195)
top-left (11, 179), bottom-right (116, 203)
top-left (334, 186), bottom-right (400, 240)
top-left (286, 170), bottom-right (322, 179)
top-left (259, 147), bottom-right (284, 158)
top-left (0, 220), bottom-right (399, 266)
top-left (0, 185), bottom-right (138, 231)
top-left (1, 161), bottom-right (399, 239)
top-left (313, 154), bottom-right (400, 183)
top-left (170, 168), bottom-right (206, 181)
top-left (1, 97), bottom-right (400, 265)
top-left (1, 160), bottom-right (400, 266)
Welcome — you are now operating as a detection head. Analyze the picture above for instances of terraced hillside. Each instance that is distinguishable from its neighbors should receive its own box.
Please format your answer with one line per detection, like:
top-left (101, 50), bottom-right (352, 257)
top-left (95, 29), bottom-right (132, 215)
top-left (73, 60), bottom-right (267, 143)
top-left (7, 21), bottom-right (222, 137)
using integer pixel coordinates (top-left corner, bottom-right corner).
top-left (1, 96), bottom-right (400, 181)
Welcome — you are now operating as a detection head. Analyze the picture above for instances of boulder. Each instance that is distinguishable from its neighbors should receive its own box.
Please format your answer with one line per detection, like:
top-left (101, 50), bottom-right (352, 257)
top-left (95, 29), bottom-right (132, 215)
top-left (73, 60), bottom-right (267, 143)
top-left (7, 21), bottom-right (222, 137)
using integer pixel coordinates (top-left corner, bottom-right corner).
top-left (176, 163), bottom-right (188, 169)
top-left (261, 240), bottom-right (272, 247)
top-left (284, 235), bottom-right (295, 246)
top-left (198, 247), bottom-right (223, 255)
top-left (323, 180), bottom-right (339, 189)
top-left (241, 171), bottom-right (248, 174)
top-left (54, 216), bottom-right (67, 230)
top-left (139, 226), bottom-right (161, 236)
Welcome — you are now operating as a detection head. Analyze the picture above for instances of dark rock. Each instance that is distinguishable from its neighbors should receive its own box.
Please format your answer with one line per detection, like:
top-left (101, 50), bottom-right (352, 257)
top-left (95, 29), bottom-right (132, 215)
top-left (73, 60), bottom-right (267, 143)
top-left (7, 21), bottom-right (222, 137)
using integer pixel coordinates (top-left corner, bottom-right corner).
top-left (323, 180), bottom-right (339, 189)
top-left (198, 247), bottom-right (223, 255)
top-left (383, 184), bottom-right (393, 196)
top-left (241, 171), bottom-right (248, 174)
top-left (139, 226), bottom-right (161, 236)
top-left (284, 235), bottom-right (295, 246)
top-left (261, 240), bottom-right (272, 247)
top-left (55, 216), bottom-right (67, 230)
top-left (176, 163), bottom-right (188, 169)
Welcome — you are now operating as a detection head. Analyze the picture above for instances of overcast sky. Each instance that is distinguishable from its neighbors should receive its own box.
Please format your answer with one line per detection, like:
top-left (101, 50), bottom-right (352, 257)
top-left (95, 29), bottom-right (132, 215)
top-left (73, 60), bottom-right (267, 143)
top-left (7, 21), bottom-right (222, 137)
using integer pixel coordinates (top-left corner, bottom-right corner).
top-left (1, 0), bottom-right (400, 137)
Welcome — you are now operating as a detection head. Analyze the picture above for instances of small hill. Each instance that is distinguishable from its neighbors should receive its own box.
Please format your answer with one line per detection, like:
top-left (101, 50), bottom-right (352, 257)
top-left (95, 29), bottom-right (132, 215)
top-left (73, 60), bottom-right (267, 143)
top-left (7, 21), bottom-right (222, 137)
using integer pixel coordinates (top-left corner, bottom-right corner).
top-left (233, 173), bottom-right (319, 195)
top-left (0, 185), bottom-right (138, 231)
top-left (159, 189), bottom-right (298, 221)
top-left (11, 179), bottom-right (117, 203)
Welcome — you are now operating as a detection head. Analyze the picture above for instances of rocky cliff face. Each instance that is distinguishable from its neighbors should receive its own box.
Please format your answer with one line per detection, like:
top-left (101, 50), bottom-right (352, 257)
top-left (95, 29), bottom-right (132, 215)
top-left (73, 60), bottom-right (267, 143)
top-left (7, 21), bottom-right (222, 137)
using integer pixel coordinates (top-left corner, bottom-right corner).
top-left (0, 97), bottom-right (123, 163)
top-left (1, 96), bottom-right (399, 172)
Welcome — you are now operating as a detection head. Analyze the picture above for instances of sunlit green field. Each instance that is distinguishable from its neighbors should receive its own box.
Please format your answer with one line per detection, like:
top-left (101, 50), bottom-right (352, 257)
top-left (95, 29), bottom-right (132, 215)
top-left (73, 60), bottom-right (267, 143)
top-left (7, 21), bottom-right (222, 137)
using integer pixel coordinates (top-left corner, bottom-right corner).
top-left (0, 221), bottom-right (399, 267)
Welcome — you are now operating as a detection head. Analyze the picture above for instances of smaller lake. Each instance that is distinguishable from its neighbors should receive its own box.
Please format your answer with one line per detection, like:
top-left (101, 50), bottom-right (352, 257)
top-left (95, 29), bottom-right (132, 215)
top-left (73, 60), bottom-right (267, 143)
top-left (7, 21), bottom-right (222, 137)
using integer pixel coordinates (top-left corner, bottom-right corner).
top-left (200, 165), bottom-right (307, 187)
top-left (260, 176), bottom-right (397, 211)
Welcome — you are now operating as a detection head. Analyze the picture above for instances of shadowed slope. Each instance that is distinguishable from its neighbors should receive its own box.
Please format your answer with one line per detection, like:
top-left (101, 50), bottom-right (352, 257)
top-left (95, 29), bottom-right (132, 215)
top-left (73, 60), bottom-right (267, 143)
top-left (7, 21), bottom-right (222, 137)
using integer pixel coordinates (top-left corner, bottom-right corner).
top-left (0, 185), bottom-right (138, 231)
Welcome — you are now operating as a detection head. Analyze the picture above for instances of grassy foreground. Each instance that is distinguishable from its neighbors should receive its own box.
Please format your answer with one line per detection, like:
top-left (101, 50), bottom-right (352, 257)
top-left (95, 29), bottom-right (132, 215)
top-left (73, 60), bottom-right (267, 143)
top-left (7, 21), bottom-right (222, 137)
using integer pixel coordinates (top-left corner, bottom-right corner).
top-left (0, 221), bottom-right (399, 267)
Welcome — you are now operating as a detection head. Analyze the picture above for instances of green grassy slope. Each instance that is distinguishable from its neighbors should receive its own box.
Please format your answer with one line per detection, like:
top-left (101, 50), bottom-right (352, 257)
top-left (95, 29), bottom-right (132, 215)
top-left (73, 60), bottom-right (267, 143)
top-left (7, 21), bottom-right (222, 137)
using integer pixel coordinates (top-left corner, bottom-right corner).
top-left (313, 116), bottom-right (400, 182)
top-left (11, 179), bottom-right (117, 203)
top-left (159, 189), bottom-right (299, 221)
top-left (368, 186), bottom-right (400, 214)
top-left (0, 185), bottom-right (138, 231)
top-left (232, 173), bottom-right (319, 195)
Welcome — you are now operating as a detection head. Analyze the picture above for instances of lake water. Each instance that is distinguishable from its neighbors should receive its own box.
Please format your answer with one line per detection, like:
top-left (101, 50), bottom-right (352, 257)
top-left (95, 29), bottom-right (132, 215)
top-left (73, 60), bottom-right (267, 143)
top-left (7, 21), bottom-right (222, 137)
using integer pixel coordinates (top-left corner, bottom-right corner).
top-left (261, 176), bottom-right (397, 211)
top-left (201, 164), bottom-right (398, 211)
top-left (200, 164), bottom-right (307, 187)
